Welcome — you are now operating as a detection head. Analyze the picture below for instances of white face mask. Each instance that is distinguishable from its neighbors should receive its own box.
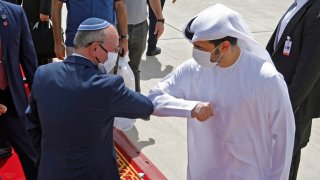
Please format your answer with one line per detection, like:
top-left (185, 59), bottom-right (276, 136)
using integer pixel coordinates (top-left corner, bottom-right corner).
top-left (192, 44), bottom-right (222, 68)
top-left (103, 52), bottom-right (118, 73)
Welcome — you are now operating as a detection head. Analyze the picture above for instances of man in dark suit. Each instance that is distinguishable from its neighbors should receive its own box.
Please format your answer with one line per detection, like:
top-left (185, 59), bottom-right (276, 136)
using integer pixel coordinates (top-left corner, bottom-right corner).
top-left (0, 0), bottom-right (38, 179)
top-left (26, 18), bottom-right (154, 180)
top-left (266, 0), bottom-right (320, 179)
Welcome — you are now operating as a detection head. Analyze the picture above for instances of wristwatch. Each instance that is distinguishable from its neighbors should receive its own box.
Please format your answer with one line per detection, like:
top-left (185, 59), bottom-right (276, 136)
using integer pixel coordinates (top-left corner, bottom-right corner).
top-left (119, 34), bottom-right (129, 40)
top-left (157, 19), bottom-right (165, 23)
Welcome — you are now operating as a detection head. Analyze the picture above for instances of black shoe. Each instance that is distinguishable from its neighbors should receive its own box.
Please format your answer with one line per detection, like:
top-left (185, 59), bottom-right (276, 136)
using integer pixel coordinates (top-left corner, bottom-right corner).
top-left (0, 147), bottom-right (12, 159)
top-left (146, 47), bottom-right (161, 56)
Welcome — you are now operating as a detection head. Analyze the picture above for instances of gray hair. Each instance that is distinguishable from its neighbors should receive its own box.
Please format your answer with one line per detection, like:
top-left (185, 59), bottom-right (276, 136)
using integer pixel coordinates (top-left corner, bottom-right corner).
top-left (73, 28), bottom-right (108, 48)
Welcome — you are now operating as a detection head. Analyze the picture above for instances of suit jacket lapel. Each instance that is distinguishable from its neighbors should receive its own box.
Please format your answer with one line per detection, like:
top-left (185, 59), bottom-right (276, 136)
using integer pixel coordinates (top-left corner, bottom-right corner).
top-left (274, 0), bottom-right (316, 54)
top-left (0, 3), bottom-right (9, 63)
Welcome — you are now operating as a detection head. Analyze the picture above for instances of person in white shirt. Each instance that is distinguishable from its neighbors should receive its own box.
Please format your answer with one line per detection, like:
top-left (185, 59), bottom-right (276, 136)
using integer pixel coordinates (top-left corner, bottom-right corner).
top-left (148, 4), bottom-right (295, 180)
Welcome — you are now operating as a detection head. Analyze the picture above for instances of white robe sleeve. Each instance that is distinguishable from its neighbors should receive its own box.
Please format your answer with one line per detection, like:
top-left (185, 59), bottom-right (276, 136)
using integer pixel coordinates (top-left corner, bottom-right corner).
top-left (265, 74), bottom-right (295, 180)
top-left (148, 65), bottom-right (199, 118)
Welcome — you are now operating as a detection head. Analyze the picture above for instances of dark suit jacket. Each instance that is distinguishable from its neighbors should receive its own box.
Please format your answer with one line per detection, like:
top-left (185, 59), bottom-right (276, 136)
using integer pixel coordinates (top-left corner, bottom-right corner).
top-left (26, 55), bottom-right (154, 180)
top-left (0, 1), bottom-right (37, 117)
top-left (2, 0), bottom-right (22, 5)
top-left (22, 0), bottom-right (52, 24)
top-left (266, 0), bottom-right (320, 120)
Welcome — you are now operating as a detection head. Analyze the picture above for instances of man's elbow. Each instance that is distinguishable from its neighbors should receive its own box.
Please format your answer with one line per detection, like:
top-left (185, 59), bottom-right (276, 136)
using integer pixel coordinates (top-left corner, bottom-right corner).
top-left (146, 99), bottom-right (155, 115)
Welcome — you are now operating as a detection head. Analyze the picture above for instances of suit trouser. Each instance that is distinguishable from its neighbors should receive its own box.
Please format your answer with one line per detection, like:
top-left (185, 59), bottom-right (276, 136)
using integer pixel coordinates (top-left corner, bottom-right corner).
top-left (0, 88), bottom-right (38, 180)
top-left (289, 107), bottom-right (313, 180)
top-left (147, 0), bottom-right (165, 51)
top-left (128, 20), bottom-right (148, 92)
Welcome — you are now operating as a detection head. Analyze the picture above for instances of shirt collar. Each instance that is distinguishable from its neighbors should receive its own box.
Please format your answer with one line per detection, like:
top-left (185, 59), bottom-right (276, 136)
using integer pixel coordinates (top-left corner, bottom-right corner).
top-left (295, 0), bottom-right (309, 6)
top-left (64, 54), bottom-right (97, 68)
top-left (72, 53), bottom-right (96, 66)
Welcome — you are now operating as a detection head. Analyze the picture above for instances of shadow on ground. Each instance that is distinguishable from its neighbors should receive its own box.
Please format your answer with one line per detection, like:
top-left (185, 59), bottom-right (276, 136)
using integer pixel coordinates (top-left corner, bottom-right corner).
top-left (140, 56), bottom-right (173, 80)
top-left (124, 125), bottom-right (155, 155)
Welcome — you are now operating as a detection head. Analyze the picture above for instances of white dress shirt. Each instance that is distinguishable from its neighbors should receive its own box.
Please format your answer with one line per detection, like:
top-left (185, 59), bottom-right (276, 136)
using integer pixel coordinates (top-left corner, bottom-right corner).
top-left (277, 0), bottom-right (309, 43)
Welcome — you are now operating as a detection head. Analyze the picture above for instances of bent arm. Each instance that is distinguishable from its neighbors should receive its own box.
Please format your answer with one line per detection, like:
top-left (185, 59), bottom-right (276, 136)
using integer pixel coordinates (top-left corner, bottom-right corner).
top-left (111, 77), bottom-right (154, 119)
top-left (147, 68), bottom-right (199, 118)
top-left (148, 87), bottom-right (198, 118)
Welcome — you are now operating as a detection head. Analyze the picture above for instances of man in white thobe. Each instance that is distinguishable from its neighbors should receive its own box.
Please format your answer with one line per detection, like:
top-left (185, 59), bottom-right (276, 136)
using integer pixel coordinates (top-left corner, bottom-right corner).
top-left (148, 4), bottom-right (295, 180)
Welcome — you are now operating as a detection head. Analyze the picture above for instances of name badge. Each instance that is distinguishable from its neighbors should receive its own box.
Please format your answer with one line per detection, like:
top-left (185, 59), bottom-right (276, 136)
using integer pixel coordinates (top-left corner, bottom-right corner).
top-left (283, 36), bottom-right (292, 56)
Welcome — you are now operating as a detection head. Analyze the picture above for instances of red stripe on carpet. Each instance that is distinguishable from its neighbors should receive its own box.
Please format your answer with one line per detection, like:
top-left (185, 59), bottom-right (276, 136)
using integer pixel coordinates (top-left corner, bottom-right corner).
top-left (114, 129), bottom-right (167, 180)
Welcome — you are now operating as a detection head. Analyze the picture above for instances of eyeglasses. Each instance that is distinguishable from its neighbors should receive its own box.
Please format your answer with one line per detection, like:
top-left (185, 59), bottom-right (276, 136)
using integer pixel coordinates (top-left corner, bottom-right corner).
top-left (99, 44), bottom-right (109, 54)
top-left (99, 43), bottom-right (120, 54)
top-left (86, 41), bottom-right (120, 53)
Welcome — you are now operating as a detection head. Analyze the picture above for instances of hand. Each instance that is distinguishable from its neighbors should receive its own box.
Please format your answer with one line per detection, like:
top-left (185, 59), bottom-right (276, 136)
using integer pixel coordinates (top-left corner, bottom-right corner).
top-left (154, 22), bottom-right (164, 39)
top-left (119, 39), bottom-right (128, 56)
top-left (191, 102), bottom-right (214, 122)
top-left (0, 104), bottom-right (7, 116)
top-left (54, 42), bottom-right (66, 60)
top-left (39, 13), bottom-right (50, 22)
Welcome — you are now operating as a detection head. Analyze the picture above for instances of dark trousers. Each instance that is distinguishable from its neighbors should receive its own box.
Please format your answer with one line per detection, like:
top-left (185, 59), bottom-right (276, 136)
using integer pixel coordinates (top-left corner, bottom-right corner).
top-left (289, 149), bottom-right (301, 180)
top-left (128, 20), bottom-right (148, 92)
top-left (289, 107), bottom-right (313, 180)
top-left (147, 0), bottom-right (165, 51)
top-left (0, 88), bottom-right (38, 180)
top-left (37, 56), bottom-right (52, 66)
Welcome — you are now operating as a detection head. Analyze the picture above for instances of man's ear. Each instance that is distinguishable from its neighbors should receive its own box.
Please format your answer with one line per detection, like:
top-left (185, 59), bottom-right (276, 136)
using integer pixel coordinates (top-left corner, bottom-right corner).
top-left (89, 43), bottom-right (99, 57)
top-left (221, 41), bottom-right (231, 53)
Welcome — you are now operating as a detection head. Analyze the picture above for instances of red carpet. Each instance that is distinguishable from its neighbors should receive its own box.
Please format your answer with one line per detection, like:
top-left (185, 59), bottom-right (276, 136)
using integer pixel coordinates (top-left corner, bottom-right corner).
top-left (0, 150), bottom-right (25, 180)
top-left (0, 130), bottom-right (166, 180)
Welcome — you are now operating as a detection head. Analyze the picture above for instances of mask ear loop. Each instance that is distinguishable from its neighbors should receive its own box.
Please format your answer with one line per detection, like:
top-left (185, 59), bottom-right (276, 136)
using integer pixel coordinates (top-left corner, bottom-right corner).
top-left (184, 17), bottom-right (197, 41)
top-left (210, 43), bottom-right (223, 64)
top-left (95, 43), bottom-right (109, 64)
top-left (95, 44), bottom-right (108, 73)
